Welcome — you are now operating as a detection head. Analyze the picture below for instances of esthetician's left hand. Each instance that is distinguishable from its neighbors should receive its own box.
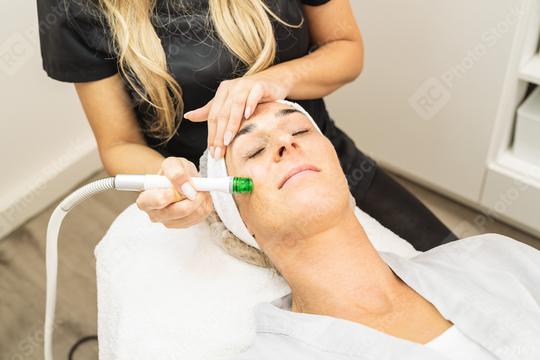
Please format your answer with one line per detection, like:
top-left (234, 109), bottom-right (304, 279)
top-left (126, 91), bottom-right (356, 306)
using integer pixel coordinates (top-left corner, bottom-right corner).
top-left (183, 73), bottom-right (291, 159)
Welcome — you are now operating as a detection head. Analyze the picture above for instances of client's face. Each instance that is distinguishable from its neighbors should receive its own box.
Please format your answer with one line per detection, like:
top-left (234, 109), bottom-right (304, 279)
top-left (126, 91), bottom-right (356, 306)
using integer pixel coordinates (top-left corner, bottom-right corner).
top-left (225, 101), bottom-right (351, 250)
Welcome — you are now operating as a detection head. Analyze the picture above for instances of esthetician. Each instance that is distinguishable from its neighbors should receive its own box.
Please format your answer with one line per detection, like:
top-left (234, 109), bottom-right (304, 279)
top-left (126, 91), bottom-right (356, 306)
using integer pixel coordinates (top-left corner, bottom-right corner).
top-left (37, 0), bottom-right (457, 250)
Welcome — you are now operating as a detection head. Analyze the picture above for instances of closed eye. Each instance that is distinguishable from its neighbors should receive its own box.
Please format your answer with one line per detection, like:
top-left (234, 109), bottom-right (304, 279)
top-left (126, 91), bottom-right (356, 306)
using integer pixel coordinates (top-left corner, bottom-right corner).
top-left (293, 129), bottom-right (310, 136)
top-left (245, 129), bottom-right (311, 159)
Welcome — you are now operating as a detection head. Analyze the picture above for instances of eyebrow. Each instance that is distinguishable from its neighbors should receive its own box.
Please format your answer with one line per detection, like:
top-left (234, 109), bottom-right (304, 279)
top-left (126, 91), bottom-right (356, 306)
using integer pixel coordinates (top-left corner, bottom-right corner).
top-left (229, 108), bottom-right (302, 146)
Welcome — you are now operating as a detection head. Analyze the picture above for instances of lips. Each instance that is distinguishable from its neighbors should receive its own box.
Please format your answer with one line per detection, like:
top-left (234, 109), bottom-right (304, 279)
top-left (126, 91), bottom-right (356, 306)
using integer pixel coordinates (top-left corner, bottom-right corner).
top-left (278, 163), bottom-right (321, 189)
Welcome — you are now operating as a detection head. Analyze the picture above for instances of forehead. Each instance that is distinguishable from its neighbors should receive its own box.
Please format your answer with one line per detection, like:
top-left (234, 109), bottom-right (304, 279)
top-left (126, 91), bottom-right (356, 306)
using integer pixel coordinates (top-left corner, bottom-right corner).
top-left (225, 104), bottom-right (310, 167)
top-left (241, 104), bottom-right (307, 130)
top-left (254, 102), bottom-right (301, 119)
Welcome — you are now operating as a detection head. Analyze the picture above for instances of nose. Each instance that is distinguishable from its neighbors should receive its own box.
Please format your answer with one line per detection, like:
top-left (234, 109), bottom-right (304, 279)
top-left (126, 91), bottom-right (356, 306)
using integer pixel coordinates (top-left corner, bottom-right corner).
top-left (272, 132), bottom-right (300, 162)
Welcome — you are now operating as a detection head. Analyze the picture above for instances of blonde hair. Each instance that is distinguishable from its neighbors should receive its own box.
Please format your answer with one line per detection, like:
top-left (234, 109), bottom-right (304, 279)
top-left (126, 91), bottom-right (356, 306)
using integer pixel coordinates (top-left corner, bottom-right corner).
top-left (96, 0), bottom-right (304, 146)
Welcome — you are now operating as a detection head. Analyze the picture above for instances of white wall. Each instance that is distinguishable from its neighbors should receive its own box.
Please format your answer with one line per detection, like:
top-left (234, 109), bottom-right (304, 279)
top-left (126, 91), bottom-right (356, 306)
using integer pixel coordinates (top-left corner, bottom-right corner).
top-left (0, 1), bottom-right (101, 239)
top-left (325, 0), bottom-right (524, 204)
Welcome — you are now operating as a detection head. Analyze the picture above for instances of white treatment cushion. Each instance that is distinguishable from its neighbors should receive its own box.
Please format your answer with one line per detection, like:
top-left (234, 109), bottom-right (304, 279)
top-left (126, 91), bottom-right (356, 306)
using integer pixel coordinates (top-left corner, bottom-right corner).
top-left (94, 203), bottom-right (420, 360)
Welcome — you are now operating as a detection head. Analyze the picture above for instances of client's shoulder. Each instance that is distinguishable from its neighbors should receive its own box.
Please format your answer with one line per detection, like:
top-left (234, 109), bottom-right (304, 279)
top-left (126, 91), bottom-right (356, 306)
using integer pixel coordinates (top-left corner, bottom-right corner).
top-left (436, 232), bottom-right (537, 257)
top-left (416, 233), bottom-right (540, 276)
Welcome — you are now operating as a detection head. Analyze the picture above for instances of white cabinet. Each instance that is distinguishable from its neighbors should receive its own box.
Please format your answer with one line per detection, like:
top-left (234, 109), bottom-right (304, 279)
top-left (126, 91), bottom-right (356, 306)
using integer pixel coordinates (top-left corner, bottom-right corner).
top-left (513, 87), bottom-right (540, 165)
top-left (325, 0), bottom-right (540, 236)
top-left (481, 0), bottom-right (540, 236)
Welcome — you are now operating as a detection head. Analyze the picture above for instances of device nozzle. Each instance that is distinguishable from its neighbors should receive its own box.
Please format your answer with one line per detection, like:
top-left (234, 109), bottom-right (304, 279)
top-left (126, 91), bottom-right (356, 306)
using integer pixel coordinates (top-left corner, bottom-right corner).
top-left (232, 177), bottom-right (253, 193)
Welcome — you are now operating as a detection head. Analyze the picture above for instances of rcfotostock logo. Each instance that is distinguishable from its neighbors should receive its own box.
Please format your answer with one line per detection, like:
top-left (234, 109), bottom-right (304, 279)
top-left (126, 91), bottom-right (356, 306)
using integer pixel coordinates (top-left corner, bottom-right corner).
top-left (408, 3), bottom-right (522, 120)
top-left (0, 32), bottom-right (35, 76)
top-left (1, 0), bottom-right (68, 77)
top-left (408, 77), bottom-right (452, 121)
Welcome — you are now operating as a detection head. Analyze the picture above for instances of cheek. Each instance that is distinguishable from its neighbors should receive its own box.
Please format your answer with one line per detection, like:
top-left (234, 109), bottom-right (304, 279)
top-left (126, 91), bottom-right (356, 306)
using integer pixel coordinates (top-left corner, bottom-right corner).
top-left (232, 163), bottom-right (269, 214)
top-left (319, 138), bottom-right (341, 167)
top-left (244, 164), bottom-right (272, 205)
top-left (249, 164), bottom-right (268, 184)
top-left (302, 139), bottom-right (327, 169)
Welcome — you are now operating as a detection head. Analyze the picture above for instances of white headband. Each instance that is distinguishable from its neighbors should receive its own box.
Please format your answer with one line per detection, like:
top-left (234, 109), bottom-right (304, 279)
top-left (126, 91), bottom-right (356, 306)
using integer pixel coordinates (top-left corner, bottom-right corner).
top-left (200, 99), bottom-right (323, 250)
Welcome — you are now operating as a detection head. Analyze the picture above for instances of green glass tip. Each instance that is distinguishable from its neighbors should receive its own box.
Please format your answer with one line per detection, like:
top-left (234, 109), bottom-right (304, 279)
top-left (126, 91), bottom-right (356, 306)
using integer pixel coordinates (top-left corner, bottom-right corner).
top-left (232, 177), bottom-right (253, 193)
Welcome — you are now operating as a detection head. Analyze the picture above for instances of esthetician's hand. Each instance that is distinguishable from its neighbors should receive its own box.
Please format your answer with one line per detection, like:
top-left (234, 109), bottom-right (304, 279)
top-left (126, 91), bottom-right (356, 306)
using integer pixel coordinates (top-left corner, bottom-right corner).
top-left (183, 73), bottom-right (291, 159)
top-left (135, 157), bottom-right (214, 228)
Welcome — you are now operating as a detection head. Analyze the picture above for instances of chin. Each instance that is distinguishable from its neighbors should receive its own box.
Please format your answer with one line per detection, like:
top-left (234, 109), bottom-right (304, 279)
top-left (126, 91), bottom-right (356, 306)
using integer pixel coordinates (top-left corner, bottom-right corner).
top-left (289, 189), bottom-right (345, 223)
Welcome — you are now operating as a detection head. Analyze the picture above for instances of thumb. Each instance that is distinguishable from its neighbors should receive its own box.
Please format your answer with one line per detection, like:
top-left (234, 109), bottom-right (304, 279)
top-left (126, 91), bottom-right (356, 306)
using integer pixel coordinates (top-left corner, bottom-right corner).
top-left (184, 101), bottom-right (212, 122)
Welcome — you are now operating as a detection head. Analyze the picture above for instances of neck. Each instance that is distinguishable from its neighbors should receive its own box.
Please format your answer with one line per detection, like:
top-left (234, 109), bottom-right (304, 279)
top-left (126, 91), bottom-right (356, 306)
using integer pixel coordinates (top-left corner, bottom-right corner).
top-left (269, 210), bottom-right (403, 318)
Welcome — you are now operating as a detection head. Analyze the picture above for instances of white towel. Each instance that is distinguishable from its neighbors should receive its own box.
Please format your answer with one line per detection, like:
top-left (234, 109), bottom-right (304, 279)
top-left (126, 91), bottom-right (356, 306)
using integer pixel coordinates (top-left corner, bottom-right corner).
top-left (95, 202), bottom-right (419, 360)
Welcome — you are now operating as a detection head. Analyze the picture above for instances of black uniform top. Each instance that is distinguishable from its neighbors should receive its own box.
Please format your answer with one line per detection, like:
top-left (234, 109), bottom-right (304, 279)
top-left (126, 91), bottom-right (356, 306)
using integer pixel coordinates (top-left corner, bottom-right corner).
top-left (37, 0), bottom-right (334, 167)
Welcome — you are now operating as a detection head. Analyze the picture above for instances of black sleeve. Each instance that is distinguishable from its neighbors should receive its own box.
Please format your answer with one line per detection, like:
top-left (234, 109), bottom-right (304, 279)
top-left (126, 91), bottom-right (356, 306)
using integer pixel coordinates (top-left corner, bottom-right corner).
top-left (300, 0), bottom-right (331, 5)
top-left (36, 0), bottom-right (119, 82)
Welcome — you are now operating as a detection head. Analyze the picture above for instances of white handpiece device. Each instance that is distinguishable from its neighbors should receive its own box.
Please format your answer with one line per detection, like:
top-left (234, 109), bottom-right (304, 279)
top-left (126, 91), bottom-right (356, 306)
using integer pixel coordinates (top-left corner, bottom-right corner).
top-left (114, 175), bottom-right (253, 194)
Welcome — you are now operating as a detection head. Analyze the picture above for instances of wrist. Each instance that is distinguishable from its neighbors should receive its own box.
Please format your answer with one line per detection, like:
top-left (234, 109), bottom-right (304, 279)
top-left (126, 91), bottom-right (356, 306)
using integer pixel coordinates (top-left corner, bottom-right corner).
top-left (257, 65), bottom-right (296, 98)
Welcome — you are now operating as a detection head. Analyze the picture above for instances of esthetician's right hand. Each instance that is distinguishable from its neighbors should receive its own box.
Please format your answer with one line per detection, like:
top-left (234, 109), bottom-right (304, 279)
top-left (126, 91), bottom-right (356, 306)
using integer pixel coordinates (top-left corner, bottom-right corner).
top-left (135, 157), bottom-right (214, 228)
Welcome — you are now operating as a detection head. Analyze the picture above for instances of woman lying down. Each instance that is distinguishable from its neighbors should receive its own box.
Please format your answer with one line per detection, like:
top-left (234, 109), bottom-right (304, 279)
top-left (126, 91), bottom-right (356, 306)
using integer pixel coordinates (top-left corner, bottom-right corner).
top-left (199, 99), bottom-right (540, 360)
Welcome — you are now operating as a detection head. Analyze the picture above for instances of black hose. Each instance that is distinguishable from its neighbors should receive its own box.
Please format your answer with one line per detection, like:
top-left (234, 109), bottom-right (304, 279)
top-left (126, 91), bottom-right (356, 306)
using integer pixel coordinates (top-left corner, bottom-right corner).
top-left (67, 335), bottom-right (98, 360)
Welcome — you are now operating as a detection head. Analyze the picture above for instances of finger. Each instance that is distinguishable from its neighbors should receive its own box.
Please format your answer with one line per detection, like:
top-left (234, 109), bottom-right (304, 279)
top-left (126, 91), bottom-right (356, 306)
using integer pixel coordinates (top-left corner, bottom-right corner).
top-left (147, 195), bottom-right (196, 223)
top-left (182, 160), bottom-right (201, 197)
top-left (161, 157), bottom-right (198, 200)
top-left (136, 188), bottom-right (178, 211)
top-left (161, 197), bottom-right (212, 228)
top-left (244, 83), bottom-right (264, 119)
top-left (148, 186), bottom-right (207, 225)
top-left (172, 188), bottom-right (187, 202)
top-left (207, 82), bottom-right (231, 151)
top-left (184, 158), bottom-right (201, 178)
top-left (223, 89), bottom-right (250, 149)
top-left (212, 97), bottom-right (232, 159)
top-left (162, 212), bottom-right (206, 228)
top-left (183, 100), bottom-right (212, 122)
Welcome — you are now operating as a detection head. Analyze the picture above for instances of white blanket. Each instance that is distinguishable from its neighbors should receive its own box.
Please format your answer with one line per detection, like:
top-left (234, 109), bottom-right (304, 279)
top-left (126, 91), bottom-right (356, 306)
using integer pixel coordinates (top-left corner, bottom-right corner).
top-left (95, 203), bottom-right (420, 360)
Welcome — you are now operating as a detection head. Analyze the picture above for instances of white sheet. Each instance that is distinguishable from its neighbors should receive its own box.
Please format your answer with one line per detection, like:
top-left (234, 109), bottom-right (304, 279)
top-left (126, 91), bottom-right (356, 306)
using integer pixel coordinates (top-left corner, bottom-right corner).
top-left (94, 203), bottom-right (420, 360)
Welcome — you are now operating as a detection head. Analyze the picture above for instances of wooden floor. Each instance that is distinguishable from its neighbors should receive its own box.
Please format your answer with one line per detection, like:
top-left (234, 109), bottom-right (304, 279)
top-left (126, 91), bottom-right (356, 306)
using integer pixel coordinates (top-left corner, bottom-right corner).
top-left (1, 168), bottom-right (539, 359)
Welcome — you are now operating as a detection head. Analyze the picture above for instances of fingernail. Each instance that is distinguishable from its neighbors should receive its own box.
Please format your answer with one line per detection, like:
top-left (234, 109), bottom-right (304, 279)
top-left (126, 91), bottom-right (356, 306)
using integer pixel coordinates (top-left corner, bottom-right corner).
top-left (224, 131), bottom-right (233, 146)
top-left (184, 111), bottom-right (193, 118)
top-left (181, 182), bottom-right (197, 200)
top-left (210, 146), bottom-right (216, 158)
top-left (244, 106), bottom-right (251, 119)
top-left (214, 146), bottom-right (222, 159)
